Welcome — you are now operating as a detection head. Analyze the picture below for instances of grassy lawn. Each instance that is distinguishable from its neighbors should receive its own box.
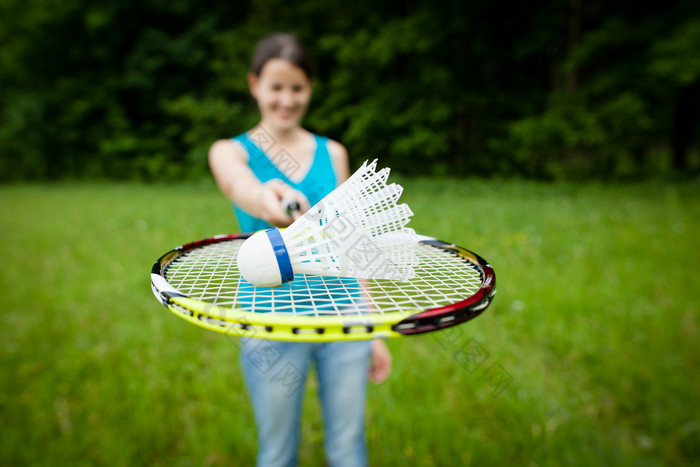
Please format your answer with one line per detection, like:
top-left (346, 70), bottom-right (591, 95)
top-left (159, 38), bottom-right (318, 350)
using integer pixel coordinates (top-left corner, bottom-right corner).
top-left (1, 178), bottom-right (698, 466)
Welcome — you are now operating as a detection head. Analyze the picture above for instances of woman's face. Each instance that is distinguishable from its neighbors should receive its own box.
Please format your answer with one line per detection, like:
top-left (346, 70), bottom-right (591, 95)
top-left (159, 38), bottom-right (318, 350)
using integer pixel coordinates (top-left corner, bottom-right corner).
top-left (249, 58), bottom-right (313, 131)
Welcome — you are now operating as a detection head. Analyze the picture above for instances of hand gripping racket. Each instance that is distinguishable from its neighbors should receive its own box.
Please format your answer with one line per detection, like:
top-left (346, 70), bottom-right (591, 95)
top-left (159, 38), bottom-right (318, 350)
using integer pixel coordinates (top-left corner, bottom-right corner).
top-left (151, 233), bottom-right (496, 341)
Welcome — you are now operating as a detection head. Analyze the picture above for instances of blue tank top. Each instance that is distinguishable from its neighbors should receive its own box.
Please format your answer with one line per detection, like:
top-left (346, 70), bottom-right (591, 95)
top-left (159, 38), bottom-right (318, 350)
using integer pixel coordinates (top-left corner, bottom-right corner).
top-left (229, 132), bottom-right (360, 310)
top-left (231, 132), bottom-right (338, 232)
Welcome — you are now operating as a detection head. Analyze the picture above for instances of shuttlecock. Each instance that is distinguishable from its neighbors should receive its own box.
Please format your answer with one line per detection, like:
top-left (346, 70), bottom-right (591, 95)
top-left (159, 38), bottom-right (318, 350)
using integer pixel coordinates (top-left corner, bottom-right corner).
top-left (237, 159), bottom-right (419, 287)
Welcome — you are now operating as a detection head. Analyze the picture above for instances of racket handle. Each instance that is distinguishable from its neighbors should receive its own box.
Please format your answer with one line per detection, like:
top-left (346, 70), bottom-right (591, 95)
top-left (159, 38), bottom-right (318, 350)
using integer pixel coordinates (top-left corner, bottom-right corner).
top-left (282, 197), bottom-right (301, 220)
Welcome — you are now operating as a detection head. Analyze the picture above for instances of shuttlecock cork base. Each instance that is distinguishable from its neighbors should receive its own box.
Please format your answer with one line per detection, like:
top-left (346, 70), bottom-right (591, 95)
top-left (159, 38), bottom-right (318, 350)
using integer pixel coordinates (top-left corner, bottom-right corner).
top-left (237, 228), bottom-right (295, 287)
top-left (237, 160), bottom-right (420, 287)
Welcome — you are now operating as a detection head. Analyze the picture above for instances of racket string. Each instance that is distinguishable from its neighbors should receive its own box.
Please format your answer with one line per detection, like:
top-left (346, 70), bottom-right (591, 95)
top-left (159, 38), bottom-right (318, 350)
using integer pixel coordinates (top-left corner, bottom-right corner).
top-left (164, 241), bottom-right (482, 317)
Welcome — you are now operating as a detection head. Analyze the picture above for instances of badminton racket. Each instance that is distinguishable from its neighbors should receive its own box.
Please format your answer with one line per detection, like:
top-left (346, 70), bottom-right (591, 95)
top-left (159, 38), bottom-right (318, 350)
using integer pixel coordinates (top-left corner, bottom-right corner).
top-left (151, 233), bottom-right (495, 341)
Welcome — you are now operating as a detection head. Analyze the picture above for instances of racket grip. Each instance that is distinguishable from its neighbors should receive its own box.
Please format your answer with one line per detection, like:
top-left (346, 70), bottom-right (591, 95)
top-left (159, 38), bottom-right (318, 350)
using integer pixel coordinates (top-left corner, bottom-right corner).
top-left (282, 197), bottom-right (301, 219)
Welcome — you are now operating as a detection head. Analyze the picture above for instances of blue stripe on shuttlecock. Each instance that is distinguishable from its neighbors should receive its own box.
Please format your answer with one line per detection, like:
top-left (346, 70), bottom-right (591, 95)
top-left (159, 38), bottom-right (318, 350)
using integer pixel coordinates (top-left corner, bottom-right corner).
top-left (265, 228), bottom-right (294, 284)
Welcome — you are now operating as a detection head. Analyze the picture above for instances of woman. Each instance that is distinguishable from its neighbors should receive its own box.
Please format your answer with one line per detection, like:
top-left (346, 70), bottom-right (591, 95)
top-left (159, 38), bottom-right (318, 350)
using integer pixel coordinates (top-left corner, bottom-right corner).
top-left (208, 33), bottom-right (391, 467)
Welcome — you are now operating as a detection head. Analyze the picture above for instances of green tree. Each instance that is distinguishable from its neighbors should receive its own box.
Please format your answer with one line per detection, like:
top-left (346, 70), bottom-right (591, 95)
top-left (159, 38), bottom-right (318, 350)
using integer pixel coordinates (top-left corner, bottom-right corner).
top-left (497, 0), bottom-right (700, 178)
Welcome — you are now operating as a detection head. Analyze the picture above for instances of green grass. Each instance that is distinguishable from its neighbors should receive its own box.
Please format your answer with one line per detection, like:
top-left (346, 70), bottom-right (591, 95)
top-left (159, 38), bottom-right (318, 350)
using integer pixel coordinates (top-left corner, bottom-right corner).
top-left (1, 178), bottom-right (698, 466)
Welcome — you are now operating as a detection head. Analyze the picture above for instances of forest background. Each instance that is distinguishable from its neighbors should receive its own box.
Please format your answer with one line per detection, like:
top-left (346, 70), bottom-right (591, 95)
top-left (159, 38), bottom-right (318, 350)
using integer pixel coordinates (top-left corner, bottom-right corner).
top-left (1, 0), bottom-right (698, 181)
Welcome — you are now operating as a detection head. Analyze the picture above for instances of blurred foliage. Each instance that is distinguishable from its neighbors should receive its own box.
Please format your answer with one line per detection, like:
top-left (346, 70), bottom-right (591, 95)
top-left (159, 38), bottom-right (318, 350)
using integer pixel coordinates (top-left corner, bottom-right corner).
top-left (0, 0), bottom-right (698, 181)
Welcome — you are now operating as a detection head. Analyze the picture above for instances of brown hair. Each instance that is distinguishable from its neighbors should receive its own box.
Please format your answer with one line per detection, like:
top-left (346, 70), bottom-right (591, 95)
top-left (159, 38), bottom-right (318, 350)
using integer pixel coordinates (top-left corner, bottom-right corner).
top-left (250, 33), bottom-right (315, 80)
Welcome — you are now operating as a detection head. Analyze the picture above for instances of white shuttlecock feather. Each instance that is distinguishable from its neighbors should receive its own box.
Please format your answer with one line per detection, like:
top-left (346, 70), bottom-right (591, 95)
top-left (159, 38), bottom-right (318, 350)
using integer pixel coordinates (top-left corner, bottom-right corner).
top-left (237, 159), bottom-right (420, 287)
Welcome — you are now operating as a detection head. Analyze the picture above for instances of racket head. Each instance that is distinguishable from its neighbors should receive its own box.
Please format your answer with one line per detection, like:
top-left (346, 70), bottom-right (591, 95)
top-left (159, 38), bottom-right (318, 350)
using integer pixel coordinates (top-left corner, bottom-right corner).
top-left (151, 233), bottom-right (495, 341)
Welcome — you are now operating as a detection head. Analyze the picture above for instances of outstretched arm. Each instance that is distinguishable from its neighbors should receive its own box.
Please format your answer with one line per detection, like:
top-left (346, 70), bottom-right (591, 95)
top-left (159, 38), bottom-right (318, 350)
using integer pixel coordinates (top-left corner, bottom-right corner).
top-left (208, 139), bottom-right (309, 227)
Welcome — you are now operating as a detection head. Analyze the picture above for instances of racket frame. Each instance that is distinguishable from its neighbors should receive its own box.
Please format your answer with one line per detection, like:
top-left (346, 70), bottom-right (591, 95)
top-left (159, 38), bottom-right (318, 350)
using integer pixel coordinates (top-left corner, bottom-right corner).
top-left (151, 233), bottom-right (495, 341)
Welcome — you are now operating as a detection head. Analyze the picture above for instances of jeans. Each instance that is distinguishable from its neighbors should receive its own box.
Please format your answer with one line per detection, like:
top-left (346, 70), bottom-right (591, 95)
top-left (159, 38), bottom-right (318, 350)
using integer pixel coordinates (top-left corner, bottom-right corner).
top-left (240, 339), bottom-right (372, 467)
